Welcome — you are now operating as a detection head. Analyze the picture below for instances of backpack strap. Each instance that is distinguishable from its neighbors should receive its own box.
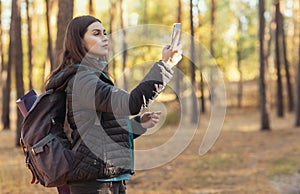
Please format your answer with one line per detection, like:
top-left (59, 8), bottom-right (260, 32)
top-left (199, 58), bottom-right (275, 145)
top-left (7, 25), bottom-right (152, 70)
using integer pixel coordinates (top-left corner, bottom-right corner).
top-left (31, 134), bottom-right (56, 155)
top-left (71, 135), bottom-right (82, 152)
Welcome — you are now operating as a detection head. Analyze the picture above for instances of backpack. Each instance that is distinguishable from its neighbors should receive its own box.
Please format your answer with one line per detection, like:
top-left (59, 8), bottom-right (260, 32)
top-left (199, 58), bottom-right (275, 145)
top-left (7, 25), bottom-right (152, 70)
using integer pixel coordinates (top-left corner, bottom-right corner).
top-left (19, 89), bottom-right (74, 187)
top-left (17, 65), bottom-right (115, 187)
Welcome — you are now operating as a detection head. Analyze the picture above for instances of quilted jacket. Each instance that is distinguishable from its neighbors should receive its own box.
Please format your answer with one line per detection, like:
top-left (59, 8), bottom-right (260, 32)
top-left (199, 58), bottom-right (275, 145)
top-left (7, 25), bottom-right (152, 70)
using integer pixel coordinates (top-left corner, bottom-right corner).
top-left (45, 59), bottom-right (173, 181)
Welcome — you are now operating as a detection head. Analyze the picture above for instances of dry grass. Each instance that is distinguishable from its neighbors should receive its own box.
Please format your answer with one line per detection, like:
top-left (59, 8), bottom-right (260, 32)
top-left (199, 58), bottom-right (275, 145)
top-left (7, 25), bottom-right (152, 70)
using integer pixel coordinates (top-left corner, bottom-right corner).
top-left (1, 106), bottom-right (300, 194)
top-left (127, 107), bottom-right (300, 194)
top-left (1, 61), bottom-right (299, 194)
top-left (0, 130), bottom-right (57, 194)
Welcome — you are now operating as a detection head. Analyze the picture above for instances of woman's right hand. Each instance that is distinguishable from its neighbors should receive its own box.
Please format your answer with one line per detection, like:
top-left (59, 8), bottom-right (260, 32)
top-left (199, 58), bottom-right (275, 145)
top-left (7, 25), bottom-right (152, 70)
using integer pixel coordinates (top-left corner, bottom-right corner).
top-left (161, 32), bottom-right (182, 68)
top-left (140, 111), bottom-right (162, 129)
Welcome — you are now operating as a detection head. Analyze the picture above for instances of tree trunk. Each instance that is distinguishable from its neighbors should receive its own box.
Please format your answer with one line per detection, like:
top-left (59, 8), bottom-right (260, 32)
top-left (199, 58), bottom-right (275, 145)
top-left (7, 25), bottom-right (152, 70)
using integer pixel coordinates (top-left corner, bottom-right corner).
top-left (209, 0), bottom-right (216, 105)
top-left (45, 0), bottom-right (54, 71)
top-left (292, 0), bottom-right (299, 67)
top-left (274, 0), bottom-right (284, 117)
top-left (236, 17), bottom-right (243, 108)
top-left (55, 0), bottom-right (74, 68)
top-left (197, 1), bottom-right (206, 113)
top-left (2, 0), bottom-right (15, 130)
top-left (25, 0), bottom-right (33, 89)
top-left (259, 0), bottom-right (270, 130)
top-left (11, 0), bottom-right (24, 145)
top-left (190, 0), bottom-right (198, 124)
top-left (0, 0), bottom-right (2, 87)
top-left (295, 42), bottom-right (300, 126)
top-left (199, 73), bottom-right (205, 112)
top-left (279, 12), bottom-right (294, 112)
top-left (109, 0), bottom-right (117, 78)
top-left (294, 0), bottom-right (300, 126)
top-left (120, 0), bottom-right (128, 90)
top-left (143, 0), bottom-right (148, 36)
top-left (236, 42), bottom-right (243, 108)
top-left (1, 60), bottom-right (11, 130)
top-left (89, 0), bottom-right (95, 15)
top-left (210, 0), bottom-right (216, 58)
top-left (175, 0), bottom-right (182, 100)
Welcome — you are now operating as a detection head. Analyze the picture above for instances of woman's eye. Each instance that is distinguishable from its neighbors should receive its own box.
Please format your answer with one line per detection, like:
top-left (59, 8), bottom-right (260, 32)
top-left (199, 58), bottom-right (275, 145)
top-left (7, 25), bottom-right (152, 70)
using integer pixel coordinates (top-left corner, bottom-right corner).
top-left (92, 30), bottom-right (106, 36)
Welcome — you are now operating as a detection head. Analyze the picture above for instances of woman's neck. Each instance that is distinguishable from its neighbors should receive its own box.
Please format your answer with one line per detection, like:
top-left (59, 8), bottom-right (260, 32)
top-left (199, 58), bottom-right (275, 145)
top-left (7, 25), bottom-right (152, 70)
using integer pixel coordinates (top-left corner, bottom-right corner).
top-left (83, 53), bottom-right (108, 71)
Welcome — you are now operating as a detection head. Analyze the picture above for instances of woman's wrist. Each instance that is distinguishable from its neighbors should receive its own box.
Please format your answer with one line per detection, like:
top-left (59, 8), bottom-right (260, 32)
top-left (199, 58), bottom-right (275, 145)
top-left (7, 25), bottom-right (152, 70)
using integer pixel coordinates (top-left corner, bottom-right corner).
top-left (159, 60), bottom-right (172, 70)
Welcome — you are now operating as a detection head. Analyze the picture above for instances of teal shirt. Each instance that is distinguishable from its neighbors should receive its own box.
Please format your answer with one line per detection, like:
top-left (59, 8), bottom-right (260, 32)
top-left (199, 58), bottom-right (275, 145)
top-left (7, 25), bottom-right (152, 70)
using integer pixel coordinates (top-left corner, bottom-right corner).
top-left (97, 173), bottom-right (130, 182)
top-left (97, 117), bottom-right (134, 182)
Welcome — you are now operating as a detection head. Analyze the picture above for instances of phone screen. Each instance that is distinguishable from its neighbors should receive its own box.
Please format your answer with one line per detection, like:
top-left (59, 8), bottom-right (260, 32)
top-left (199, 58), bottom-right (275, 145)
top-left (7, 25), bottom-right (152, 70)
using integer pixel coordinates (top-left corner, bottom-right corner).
top-left (171, 23), bottom-right (181, 45)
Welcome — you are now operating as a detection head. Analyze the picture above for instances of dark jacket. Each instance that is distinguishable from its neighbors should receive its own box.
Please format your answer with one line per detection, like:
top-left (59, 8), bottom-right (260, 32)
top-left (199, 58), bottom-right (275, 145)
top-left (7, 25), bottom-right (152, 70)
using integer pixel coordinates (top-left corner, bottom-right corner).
top-left (45, 60), bottom-right (173, 182)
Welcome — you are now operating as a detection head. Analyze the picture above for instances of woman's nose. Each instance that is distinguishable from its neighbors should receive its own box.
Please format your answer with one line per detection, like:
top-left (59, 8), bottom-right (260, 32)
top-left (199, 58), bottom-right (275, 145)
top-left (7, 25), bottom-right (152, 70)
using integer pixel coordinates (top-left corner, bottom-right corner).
top-left (102, 35), bottom-right (109, 42)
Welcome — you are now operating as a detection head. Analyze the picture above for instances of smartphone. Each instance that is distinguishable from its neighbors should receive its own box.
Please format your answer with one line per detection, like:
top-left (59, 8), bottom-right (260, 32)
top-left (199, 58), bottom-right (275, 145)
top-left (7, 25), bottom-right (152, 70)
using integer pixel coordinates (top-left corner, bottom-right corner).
top-left (171, 23), bottom-right (181, 45)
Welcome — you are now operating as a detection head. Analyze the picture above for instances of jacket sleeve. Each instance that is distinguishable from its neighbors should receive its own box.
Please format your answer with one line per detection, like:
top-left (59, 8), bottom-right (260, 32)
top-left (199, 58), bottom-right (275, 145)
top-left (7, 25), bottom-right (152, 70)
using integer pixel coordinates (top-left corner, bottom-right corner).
top-left (72, 61), bottom-right (173, 116)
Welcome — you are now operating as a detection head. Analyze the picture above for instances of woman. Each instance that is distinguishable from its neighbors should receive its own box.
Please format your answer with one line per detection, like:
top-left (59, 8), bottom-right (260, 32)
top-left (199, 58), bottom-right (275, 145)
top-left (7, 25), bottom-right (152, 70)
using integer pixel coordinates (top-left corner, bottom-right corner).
top-left (45, 15), bottom-right (182, 194)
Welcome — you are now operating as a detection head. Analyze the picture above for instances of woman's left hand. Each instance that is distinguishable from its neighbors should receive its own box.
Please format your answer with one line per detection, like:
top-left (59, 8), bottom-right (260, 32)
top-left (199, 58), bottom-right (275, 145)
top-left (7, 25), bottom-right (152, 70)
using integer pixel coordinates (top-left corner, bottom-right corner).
top-left (140, 111), bottom-right (162, 129)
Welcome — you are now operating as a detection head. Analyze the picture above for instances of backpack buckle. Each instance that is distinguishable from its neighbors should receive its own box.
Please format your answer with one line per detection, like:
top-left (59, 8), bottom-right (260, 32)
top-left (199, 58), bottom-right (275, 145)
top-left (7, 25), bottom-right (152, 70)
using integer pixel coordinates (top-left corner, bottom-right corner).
top-left (31, 146), bottom-right (44, 156)
top-left (31, 148), bottom-right (38, 156)
top-left (51, 118), bottom-right (56, 125)
top-left (20, 138), bottom-right (27, 155)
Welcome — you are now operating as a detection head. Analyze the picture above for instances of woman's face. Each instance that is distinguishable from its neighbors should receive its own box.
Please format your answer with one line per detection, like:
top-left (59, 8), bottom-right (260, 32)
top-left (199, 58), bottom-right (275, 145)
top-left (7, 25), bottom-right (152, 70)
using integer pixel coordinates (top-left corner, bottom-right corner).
top-left (83, 21), bottom-right (109, 58)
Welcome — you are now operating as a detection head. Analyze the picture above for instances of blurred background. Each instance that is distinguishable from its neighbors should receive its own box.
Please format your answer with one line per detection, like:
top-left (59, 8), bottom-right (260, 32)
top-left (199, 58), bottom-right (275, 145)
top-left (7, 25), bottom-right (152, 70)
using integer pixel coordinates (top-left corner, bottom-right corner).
top-left (0, 0), bottom-right (300, 193)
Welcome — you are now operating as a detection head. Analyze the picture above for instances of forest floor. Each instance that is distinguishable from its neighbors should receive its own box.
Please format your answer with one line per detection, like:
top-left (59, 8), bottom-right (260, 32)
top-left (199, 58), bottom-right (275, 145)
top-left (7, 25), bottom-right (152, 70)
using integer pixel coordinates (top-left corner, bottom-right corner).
top-left (0, 106), bottom-right (300, 194)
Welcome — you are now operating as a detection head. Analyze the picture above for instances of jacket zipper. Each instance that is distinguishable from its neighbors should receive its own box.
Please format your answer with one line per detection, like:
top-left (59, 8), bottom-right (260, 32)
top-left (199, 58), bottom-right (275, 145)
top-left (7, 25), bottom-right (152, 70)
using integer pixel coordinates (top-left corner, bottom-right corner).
top-left (126, 117), bottom-right (134, 174)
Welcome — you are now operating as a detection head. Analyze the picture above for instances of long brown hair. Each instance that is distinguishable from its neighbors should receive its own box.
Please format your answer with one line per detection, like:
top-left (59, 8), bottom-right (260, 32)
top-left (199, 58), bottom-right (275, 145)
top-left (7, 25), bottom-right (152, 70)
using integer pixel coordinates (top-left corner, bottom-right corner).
top-left (44, 15), bottom-right (101, 87)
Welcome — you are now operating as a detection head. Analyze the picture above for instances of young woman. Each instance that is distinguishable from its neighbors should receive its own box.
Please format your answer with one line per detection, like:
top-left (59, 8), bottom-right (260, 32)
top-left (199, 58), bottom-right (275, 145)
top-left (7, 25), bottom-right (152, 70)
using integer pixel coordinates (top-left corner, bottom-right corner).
top-left (45, 15), bottom-right (182, 194)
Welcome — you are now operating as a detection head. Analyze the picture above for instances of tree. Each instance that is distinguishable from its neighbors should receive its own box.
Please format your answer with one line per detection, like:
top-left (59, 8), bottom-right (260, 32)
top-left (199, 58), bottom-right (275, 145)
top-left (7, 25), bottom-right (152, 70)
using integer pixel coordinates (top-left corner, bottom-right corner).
top-left (210, 0), bottom-right (216, 58)
top-left (293, 1), bottom-right (300, 127)
top-left (292, 0), bottom-right (299, 67)
top-left (142, 0), bottom-right (148, 36)
top-left (0, 0), bottom-right (3, 88)
top-left (0, 0), bottom-right (10, 130)
top-left (274, 0), bottom-right (284, 117)
top-left (143, 0), bottom-right (148, 24)
top-left (120, 0), bottom-right (128, 90)
top-left (295, 42), bottom-right (300, 126)
top-left (197, 1), bottom-right (205, 113)
top-left (234, 1), bottom-right (257, 108)
top-left (190, 0), bottom-right (198, 124)
top-left (209, 0), bottom-right (216, 106)
top-left (89, 0), bottom-right (95, 15)
top-left (11, 0), bottom-right (24, 145)
top-left (45, 0), bottom-right (54, 70)
top-left (2, 0), bottom-right (14, 130)
top-left (279, 12), bottom-right (293, 112)
top-left (236, 18), bottom-right (243, 108)
top-left (109, 0), bottom-right (118, 78)
top-left (25, 0), bottom-right (33, 89)
top-left (175, 0), bottom-right (182, 100)
top-left (258, 0), bottom-right (270, 130)
top-left (55, 0), bottom-right (74, 67)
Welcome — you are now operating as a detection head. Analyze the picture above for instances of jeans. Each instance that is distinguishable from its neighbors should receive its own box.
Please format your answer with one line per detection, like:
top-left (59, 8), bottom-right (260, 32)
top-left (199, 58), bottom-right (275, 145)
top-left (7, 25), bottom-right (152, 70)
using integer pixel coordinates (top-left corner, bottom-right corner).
top-left (69, 180), bottom-right (126, 194)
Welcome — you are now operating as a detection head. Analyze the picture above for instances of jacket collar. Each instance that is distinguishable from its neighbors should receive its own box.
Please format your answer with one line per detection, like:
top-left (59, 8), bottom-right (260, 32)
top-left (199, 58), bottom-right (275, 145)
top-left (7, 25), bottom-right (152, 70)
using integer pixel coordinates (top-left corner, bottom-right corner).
top-left (81, 53), bottom-right (108, 72)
